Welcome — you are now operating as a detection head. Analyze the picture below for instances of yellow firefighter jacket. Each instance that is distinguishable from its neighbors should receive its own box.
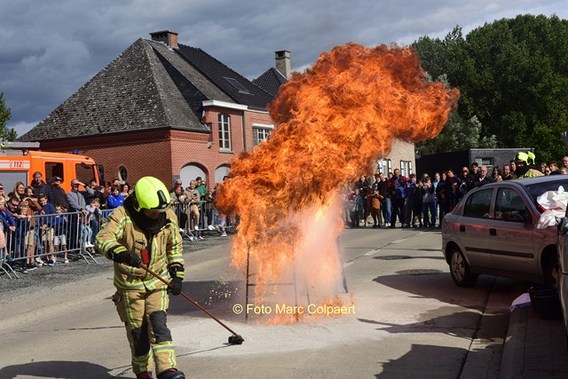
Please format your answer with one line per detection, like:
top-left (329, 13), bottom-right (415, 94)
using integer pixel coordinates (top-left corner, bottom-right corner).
top-left (95, 206), bottom-right (184, 291)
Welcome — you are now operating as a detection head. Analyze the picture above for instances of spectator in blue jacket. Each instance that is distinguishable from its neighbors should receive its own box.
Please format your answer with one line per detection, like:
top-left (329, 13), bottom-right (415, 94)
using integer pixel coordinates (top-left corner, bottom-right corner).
top-left (0, 196), bottom-right (16, 231)
top-left (30, 171), bottom-right (49, 198)
top-left (0, 196), bottom-right (17, 268)
top-left (106, 185), bottom-right (125, 209)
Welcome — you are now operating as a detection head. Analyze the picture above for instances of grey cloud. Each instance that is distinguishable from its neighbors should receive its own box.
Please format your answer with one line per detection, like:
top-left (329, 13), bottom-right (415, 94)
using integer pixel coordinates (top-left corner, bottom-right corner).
top-left (0, 0), bottom-right (566, 136)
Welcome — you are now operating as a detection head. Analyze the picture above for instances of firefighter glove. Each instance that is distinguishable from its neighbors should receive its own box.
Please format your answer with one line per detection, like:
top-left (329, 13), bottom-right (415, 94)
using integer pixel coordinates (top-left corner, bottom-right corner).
top-left (113, 250), bottom-right (141, 268)
top-left (169, 277), bottom-right (183, 296)
top-left (168, 264), bottom-right (185, 279)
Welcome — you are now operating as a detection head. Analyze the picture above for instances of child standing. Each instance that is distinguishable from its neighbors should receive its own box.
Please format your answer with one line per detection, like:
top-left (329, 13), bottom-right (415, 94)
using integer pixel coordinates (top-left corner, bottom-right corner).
top-left (350, 188), bottom-right (364, 228)
top-left (83, 197), bottom-right (101, 248)
top-left (106, 185), bottom-right (124, 209)
top-left (53, 204), bottom-right (68, 263)
top-left (14, 203), bottom-right (37, 272)
top-left (37, 194), bottom-right (56, 265)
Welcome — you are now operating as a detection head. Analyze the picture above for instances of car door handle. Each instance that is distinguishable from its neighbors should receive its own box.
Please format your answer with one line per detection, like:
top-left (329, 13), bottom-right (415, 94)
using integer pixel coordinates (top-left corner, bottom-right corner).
top-left (489, 228), bottom-right (497, 236)
top-left (459, 225), bottom-right (465, 232)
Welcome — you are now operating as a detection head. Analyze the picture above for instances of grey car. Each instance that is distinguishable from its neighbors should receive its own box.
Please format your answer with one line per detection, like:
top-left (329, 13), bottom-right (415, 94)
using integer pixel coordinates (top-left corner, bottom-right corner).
top-left (442, 175), bottom-right (568, 287)
top-left (557, 209), bottom-right (568, 338)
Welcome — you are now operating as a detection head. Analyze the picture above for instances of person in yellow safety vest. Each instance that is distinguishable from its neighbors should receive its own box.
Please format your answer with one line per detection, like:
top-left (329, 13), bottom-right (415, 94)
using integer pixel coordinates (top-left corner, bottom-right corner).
top-left (514, 152), bottom-right (544, 179)
top-left (95, 176), bottom-right (186, 379)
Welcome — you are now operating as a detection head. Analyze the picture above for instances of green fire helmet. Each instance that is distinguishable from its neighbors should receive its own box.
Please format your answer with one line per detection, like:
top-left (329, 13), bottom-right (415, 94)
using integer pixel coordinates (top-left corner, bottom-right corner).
top-left (527, 151), bottom-right (536, 165)
top-left (133, 176), bottom-right (171, 212)
top-left (514, 151), bottom-right (529, 164)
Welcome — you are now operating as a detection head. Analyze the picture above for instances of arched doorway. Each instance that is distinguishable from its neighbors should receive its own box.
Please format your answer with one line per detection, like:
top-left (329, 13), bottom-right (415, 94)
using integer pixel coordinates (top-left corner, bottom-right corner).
top-left (180, 164), bottom-right (206, 188)
top-left (215, 164), bottom-right (231, 184)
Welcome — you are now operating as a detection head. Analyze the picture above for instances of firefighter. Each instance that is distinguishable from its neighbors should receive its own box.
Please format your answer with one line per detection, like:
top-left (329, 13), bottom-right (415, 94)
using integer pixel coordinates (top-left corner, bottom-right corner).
top-left (95, 176), bottom-right (186, 379)
top-left (514, 151), bottom-right (544, 179)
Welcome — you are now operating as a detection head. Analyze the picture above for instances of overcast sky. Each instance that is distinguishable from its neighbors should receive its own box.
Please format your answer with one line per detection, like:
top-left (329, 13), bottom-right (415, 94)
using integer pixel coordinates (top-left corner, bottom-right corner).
top-left (1, 0), bottom-right (567, 137)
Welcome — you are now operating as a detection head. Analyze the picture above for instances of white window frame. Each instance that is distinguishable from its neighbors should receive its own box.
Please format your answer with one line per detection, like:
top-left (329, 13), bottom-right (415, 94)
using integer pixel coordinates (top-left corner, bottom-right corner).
top-left (400, 160), bottom-right (413, 177)
top-left (377, 158), bottom-right (392, 175)
top-left (218, 113), bottom-right (231, 151)
top-left (252, 123), bottom-right (274, 146)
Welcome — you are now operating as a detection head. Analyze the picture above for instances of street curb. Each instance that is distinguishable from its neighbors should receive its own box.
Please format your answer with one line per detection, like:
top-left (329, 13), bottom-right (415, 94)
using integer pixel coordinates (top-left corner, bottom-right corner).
top-left (499, 308), bottom-right (528, 379)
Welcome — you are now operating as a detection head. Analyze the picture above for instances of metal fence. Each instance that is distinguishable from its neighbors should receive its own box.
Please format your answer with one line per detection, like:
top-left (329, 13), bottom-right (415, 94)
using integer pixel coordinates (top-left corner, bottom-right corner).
top-left (0, 208), bottom-right (114, 278)
top-left (171, 200), bottom-right (237, 242)
top-left (0, 201), bottom-right (237, 279)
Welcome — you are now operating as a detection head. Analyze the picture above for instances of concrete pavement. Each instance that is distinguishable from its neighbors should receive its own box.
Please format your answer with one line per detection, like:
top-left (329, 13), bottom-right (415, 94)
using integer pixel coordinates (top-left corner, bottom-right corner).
top-left (500, 298), bottom-right (568, 378)
top-left (3, 229), bottom-right (568, 378)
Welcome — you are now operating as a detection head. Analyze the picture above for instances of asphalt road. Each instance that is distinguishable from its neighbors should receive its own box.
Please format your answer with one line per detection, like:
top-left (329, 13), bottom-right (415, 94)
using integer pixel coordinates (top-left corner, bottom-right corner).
top-left (0, 228), bottom-right (528, 378)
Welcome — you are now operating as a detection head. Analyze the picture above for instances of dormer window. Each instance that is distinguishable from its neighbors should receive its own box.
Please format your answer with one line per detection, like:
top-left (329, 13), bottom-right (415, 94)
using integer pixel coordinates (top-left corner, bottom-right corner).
top-left (224, 77), bottom-right (252, 95)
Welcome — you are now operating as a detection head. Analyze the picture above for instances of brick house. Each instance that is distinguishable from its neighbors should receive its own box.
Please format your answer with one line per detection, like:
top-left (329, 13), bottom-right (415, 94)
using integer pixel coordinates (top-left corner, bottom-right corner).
top-left (19, 30), bottom-right (416, 188)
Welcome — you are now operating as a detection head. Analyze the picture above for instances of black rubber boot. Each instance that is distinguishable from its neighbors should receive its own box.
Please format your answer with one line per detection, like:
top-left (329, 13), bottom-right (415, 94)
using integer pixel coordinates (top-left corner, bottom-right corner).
top-left (157, 368), bottom-right (185, 379)
top-left (136, 372), bottom-right (153, 379)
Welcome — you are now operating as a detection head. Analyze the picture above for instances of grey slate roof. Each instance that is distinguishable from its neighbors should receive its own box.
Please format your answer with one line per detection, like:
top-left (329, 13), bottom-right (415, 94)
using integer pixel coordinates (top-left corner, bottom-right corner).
top-left (175, 45), bottom-right (274, 111)
top-left (19, 38), bottom-right (275, 142)
top-left (253, 67), bottom-right (287, 97)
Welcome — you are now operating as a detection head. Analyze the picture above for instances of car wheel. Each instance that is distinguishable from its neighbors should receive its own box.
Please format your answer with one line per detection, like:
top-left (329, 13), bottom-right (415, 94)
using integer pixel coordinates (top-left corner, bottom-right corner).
top-left (449, 248), bottom-right (478, 287)
top-left (542, 254), bottom-right (559, 289)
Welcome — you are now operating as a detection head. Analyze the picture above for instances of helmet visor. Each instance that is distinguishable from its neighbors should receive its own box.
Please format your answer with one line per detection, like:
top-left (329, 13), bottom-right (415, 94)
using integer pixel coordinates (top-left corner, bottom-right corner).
top-left (149, 190), bottom-right (170, 211)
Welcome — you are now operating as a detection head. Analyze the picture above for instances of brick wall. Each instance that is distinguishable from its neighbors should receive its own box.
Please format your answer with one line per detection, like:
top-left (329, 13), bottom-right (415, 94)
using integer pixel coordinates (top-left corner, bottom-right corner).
top-left (37, 113), bottom-right (414, 189)
top-left (246, 110), bottom-right (274, 148)
top-left (39, 129), bottom-right (174, 185)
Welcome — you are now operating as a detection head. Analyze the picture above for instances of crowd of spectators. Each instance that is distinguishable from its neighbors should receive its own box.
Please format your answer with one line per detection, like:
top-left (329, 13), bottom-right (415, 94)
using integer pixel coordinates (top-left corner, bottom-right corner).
top-left (0, 172), bottom-right (235, 274)
top-left (0, 172), bottom-right (108, 273)
top-left (169, 175), bottom-right (229, 240)
top-left (343, 155), bottom-right (568, 230)
top-left (5, 154), bottom-right (563, 274)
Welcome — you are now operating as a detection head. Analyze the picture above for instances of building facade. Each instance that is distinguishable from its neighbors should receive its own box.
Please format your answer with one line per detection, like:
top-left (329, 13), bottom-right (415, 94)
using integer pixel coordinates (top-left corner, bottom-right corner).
top-left (19, 30), bottom-right (415, 188)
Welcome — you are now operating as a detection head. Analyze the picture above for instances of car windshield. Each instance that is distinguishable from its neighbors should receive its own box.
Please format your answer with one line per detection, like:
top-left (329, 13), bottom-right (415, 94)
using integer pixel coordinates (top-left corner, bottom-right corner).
top-left (525, 178), bottom-right (568, 210)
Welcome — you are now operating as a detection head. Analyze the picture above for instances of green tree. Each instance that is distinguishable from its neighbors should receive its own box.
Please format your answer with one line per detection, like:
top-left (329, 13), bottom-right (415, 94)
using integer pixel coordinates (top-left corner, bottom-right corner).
top-left (413, 27), bottom-right (479, 120)
top-left (0, 92), bottom-right (16, 141)
top-left (416, 113), bottom-right (497, 156)
top-left (461, 15), bottom-right (568, 163)
top-left (413, 15), bottom-right (568, 164)
top-left (413, 27), bottom-right (489, 153)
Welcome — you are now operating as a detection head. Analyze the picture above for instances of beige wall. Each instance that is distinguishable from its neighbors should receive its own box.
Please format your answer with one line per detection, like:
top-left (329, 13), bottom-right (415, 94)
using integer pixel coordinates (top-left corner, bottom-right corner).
top-left (375, 139), bottom-right (416, 176)
top-left (389, 139), bottom-right (416, 169)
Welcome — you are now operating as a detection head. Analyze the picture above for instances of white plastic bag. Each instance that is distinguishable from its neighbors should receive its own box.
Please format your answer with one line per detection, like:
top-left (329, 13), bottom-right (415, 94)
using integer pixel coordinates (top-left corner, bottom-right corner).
top-left (536, 186), bottom-right (568, 229)
top-left (537, 185), bottom-right (568, 211)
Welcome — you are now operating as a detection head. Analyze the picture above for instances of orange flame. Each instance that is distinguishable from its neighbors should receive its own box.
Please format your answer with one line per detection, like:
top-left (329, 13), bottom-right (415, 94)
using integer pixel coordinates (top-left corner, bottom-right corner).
top-left (216, 43), bottom-right (459, 317)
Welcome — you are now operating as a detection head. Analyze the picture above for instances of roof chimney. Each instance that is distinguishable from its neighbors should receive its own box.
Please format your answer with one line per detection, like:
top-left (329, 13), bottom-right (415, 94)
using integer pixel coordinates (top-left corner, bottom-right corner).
top-left (275, 50), bottom-right (291, 80)
top-left (149, 30), bottom-right (178, 49)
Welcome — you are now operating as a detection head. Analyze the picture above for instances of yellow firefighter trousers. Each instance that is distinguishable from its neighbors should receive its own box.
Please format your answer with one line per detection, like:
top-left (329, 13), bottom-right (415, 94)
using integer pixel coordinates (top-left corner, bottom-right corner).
top-left (114, 288), bottom-right (177, 375)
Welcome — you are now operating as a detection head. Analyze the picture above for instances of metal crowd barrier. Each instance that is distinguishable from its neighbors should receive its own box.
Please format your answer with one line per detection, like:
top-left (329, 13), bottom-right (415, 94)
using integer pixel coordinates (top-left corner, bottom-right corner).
top-left (171, 200), bottom-right (236, 242)
top-left (0, 208), bottom-right (113, 278)
top-left (0, 202), bottom-right (237, 279)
